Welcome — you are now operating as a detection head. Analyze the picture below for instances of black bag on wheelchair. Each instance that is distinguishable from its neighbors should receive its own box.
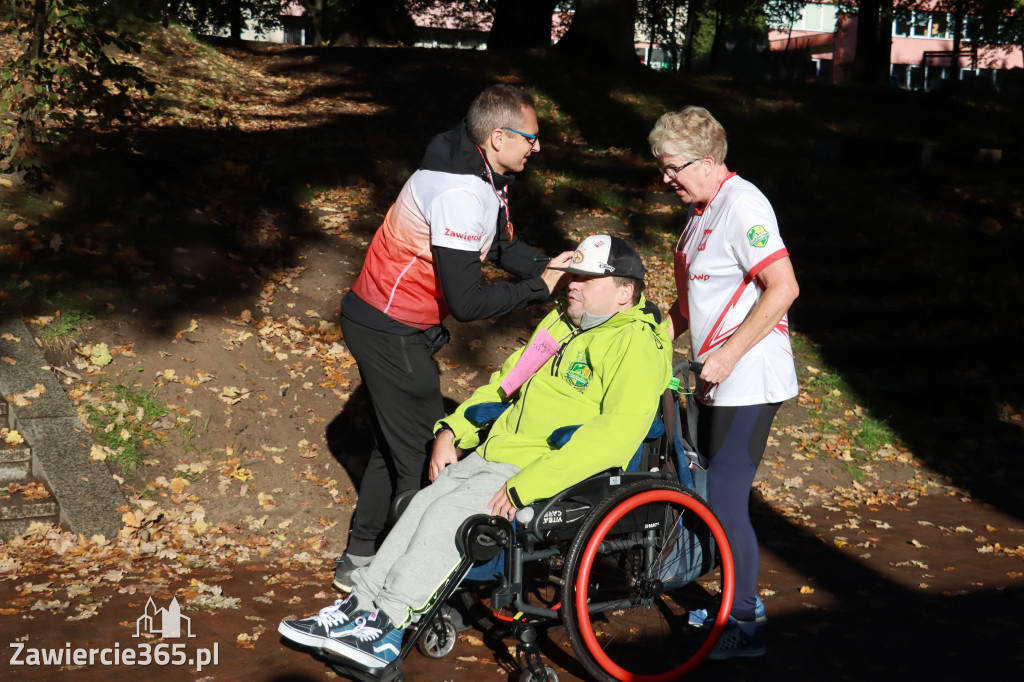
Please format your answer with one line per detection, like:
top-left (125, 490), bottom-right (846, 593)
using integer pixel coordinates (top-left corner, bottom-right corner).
top-left (657, 370), bottom-right (716, 587)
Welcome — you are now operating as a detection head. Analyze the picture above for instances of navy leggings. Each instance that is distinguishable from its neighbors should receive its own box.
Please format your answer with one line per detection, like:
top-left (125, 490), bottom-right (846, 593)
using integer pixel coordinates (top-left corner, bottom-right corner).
top-left (696, 401), bottom-right (781, 622)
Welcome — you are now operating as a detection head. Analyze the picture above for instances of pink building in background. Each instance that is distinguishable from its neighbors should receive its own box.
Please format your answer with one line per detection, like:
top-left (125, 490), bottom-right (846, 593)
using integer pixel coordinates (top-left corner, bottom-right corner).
top-left (252, 2), bottom-right (1022, 92)
top-left (768, 2), bottom-right (1022, 90)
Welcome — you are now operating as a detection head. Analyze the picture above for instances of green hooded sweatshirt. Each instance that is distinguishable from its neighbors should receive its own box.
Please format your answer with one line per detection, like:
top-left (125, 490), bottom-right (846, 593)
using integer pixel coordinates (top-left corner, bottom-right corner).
top-left (436, 296), bottom-right (673, 508)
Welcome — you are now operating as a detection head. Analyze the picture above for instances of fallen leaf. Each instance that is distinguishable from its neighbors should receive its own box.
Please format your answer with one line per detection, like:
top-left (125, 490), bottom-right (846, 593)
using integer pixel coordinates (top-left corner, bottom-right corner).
top-left (176, 319), bottom-right (199, 339)
top-left (230, 466), bottom-right (252, 482)
top-left (87, 343), bottom-right (113, 367)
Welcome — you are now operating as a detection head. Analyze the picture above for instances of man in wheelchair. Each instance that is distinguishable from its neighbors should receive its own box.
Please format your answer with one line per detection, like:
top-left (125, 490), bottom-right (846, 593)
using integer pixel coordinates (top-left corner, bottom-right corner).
top-left (278, 235), bottom-right (672, 671)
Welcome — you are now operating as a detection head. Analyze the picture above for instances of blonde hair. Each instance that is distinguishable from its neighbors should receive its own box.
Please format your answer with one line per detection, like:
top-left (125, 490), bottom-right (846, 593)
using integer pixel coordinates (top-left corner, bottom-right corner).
top-left (648, 106), bottom-right (728, 164)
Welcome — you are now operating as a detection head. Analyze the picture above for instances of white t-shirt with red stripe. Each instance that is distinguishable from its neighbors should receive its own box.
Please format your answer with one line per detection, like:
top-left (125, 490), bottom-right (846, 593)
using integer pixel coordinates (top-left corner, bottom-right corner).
top-left (673, 174), bottom-right (798, 406)
top-left (351, 169), bottom-right (501, 329)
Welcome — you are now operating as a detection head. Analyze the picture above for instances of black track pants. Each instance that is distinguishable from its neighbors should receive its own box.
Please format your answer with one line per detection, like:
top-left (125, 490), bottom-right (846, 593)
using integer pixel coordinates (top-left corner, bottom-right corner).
top-left (340, 315), bottom-right (446, 556)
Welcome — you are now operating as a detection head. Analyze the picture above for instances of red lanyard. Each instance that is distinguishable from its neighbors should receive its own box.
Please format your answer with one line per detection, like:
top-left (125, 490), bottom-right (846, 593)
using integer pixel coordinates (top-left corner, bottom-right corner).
top-left (476, 145), bottom-right (513, 242)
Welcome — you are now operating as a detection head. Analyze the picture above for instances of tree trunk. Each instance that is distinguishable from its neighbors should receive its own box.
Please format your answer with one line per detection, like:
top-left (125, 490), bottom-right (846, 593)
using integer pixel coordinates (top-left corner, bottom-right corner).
top-left (708, 10), bottom-right (727, 74)
top-left (29, 0), bottom-right (47, 64)
top-left (229, 0), bottom-right (243, 40)
top-left (489, 0), bottom-right (556, 51)
top-left (852, 0), bottom-right (881, 84)
top-left (18, 0), bottom-right (49, 139)
top-left (298, 0), bottom-right (324, 45)
top-left (877, 0), bottom-right (894, 84)
top-left (682, 0), bottom-right (704, 73)
top-left (951, 0), bottom-right (966, 84)
top-left (555, 0), bottom-right (640, 69)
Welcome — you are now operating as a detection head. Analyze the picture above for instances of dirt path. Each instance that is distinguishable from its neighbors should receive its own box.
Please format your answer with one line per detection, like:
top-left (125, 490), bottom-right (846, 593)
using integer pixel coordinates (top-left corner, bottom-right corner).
top-left (2, 231), bottom-right (1021, 680)
top-left (2, 491), bottom-right (1021, 681)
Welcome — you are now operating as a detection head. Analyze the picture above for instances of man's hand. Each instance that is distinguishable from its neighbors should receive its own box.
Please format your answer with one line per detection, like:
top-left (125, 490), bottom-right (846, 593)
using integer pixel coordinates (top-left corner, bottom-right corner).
top-left (487, 485), bottom-right (517, 521)
top-left (429, 428), bottom-right (458, 482)
top-left (540, 251), bottom-right (574, 294)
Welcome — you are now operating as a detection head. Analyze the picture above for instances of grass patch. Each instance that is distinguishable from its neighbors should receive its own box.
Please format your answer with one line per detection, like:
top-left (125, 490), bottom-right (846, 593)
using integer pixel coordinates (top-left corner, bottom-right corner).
top-left (35, 309), bottom-right (94, 347)
top-left (843, 463), bottom-right (867, 483)
top-left (854, 416), bottom-right (895, 454)
top-left (80, 382), bottom-right (171, 472)
top-left (180, 414), bottom-right (211, 456)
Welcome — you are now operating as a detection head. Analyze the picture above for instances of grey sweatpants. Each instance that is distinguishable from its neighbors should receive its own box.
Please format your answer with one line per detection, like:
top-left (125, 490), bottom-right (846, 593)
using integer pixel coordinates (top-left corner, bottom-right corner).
top-left (349, 453), bottom-right (521, 627)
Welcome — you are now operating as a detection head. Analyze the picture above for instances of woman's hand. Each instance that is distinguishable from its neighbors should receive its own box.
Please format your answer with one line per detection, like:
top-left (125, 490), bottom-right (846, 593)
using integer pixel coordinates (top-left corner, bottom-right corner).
top-left (697, 256), bottom-right (799, 385)
top-left (699, 346), bottom-right (740, 384)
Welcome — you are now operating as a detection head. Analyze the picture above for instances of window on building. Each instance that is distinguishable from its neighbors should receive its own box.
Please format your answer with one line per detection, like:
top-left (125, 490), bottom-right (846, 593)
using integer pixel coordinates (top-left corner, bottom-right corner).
top-left (912, 12), bottom-right (930, 37)
top-left (895, 11), bottom-right (958, 39)
top-left (929, 14), bottom-right (947, 38)
top-left (909, 64), bottom-right (924, 90)
top-left (895, 14), bottom-right (911, 36)
top-left (890, 63), bottom-right (909, 89)
top-left (792, 3), bottom-right (838, 33)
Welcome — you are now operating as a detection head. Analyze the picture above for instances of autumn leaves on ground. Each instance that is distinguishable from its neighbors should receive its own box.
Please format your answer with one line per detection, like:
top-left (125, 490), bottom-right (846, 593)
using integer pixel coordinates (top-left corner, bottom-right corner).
top-left (1, 23), bottom-right (1023, 681)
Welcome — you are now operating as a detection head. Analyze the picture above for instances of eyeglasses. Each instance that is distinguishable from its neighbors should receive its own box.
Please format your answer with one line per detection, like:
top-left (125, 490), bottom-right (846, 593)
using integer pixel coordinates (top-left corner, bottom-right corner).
top-left (502, 127), bottom-right (539, 145)
top-left (658, 159), bottom-right (698, 179)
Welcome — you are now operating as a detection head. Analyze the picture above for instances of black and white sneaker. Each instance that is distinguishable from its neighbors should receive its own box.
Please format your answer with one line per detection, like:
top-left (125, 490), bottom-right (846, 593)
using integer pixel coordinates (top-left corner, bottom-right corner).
top-left (278, 595), bottom-right (360, 649)
top-left (322, 608), bottom-right (404, 669)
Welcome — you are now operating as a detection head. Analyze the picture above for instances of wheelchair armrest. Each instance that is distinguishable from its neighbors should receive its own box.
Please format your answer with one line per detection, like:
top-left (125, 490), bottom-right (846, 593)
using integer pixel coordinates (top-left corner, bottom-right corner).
top-left (521, 469), bottom-right (676, 543)
top-left (388, 488), bottom-right (419, 526)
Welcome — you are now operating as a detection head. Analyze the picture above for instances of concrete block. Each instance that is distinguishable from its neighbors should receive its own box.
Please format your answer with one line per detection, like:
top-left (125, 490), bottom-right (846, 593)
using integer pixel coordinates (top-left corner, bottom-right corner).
top-left (0, 444), bottom-right (32, 482)
top-left (18, 417), bottom-right (125, 539)
top-left (0, 316), bottom-right (125, 539)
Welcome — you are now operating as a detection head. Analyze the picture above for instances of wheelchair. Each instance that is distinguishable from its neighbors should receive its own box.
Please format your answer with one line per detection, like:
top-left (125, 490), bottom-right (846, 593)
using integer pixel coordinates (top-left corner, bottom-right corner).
top-left (326, 361), bottom-right (735, 682)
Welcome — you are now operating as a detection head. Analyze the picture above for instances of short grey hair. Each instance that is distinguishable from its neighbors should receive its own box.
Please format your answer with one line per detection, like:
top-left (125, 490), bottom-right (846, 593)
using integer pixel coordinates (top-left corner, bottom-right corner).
top-left (648, 106), bottom-right (728, 164)
top-left (466, 84), bottom-right (536, 146)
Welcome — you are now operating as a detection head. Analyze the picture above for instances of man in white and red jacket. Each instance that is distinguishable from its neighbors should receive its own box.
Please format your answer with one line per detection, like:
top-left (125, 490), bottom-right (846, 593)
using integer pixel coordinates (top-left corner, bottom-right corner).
top-left (335, 84), bottom-right (572, 590)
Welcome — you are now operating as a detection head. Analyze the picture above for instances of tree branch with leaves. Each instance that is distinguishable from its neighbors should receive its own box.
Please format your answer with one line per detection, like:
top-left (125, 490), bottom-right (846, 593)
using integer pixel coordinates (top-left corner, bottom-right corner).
top-left (1, 0), bottom-right (154, 182)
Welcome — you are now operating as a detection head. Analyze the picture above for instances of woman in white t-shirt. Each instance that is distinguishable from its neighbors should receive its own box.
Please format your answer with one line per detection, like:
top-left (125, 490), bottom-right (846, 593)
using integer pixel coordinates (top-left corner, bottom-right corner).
top-left (648, 107), bottom-right (800, 660)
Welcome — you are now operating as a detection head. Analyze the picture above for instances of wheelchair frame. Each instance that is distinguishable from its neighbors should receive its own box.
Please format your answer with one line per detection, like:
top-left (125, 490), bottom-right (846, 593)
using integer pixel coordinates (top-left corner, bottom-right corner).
top-left (325, 362), bottom-right (735, 682)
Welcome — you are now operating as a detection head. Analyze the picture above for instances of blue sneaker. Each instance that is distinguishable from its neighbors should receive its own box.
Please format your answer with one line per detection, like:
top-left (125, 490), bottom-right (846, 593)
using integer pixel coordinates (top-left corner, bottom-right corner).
top-left (708, 616), bottom-right (766, 660)
top-left (688, 595), bottom-right (766, 629)
top-left (278, 596), bottom-right (360, 649)
top-left (322, 608), bottom-right (404, 669)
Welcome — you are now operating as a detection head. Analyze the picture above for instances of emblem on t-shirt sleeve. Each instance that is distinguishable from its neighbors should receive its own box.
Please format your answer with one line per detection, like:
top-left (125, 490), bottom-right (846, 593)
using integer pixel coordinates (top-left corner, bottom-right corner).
top-left (746, 225), bottom-right (770, 248)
